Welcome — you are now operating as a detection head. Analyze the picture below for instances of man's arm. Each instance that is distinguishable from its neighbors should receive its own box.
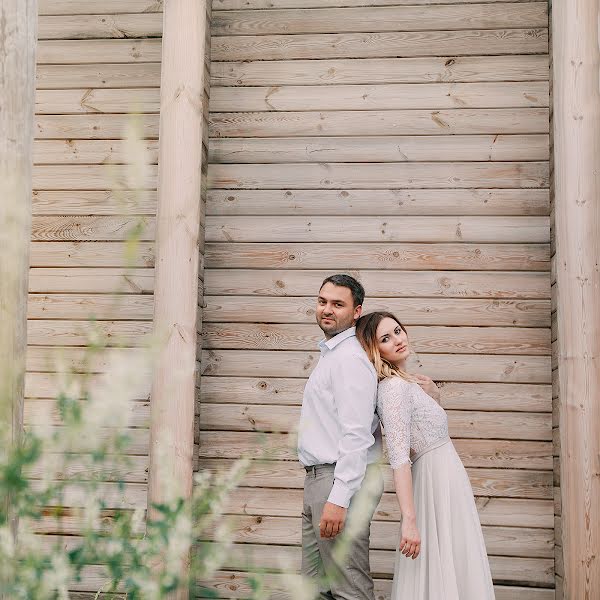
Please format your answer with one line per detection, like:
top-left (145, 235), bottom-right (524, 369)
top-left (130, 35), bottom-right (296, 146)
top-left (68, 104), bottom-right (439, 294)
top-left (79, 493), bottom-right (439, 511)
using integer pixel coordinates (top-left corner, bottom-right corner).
top-left (320, 350), bottom-right (377, 537)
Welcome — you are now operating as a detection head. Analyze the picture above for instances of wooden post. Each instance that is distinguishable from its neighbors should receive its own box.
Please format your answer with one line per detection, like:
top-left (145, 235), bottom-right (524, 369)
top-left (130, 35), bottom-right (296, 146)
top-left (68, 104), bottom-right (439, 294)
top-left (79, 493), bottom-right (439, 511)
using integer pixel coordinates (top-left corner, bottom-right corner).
top-left (0, 0), bottom-right (37, 537)
top-left (552, 0), bottom-right (600, 597)
top-left (147, 0), bottom-right (209, 595)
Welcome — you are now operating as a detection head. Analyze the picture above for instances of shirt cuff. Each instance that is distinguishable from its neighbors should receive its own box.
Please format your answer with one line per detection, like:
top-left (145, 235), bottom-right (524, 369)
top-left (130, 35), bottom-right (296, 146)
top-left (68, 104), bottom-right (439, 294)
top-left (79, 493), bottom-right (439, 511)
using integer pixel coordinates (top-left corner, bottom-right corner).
top-left (327, 479), bottom-right (353, 508)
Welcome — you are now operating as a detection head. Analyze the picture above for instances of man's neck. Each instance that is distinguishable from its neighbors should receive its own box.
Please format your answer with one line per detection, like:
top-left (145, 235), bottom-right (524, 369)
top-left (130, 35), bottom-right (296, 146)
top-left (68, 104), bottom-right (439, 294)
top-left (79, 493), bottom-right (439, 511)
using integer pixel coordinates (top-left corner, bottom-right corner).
top-left (324, 324), bottom-right (354, 341)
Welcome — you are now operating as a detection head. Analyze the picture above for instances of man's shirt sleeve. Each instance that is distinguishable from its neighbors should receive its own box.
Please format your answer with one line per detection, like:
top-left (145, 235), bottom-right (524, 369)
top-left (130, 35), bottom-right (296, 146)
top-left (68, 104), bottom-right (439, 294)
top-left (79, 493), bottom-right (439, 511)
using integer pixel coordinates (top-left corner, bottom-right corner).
top-left (327, 351), bottom-right (378, 508)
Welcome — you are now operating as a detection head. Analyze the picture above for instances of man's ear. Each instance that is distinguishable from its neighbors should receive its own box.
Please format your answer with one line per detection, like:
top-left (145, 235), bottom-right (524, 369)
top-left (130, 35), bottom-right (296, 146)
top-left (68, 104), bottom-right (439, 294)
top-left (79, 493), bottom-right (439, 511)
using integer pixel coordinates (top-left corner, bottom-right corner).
top-left (354, 304), bottom-right (363, 321)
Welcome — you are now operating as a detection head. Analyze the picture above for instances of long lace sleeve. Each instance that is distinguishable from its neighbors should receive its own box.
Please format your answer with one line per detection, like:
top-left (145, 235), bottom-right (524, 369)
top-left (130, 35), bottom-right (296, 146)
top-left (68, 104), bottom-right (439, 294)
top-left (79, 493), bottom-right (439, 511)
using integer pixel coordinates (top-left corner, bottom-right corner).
top-left (377, 378), bottom-right (413, 468)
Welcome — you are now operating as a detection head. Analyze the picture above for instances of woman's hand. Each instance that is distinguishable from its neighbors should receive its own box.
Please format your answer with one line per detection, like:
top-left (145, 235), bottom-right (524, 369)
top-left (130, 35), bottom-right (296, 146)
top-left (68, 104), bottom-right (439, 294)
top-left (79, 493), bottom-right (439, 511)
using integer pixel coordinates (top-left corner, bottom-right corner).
top-left (399, 516), bottom-right (421, 559)
top-left (414, 374), bottom-right (440, 402)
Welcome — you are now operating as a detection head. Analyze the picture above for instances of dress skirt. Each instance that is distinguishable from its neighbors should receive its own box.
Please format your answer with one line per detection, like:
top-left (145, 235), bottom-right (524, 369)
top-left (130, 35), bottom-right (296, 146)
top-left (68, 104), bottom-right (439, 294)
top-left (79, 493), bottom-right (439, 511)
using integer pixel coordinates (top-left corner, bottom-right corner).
top-left (390, 438), bottom-right (495, 600)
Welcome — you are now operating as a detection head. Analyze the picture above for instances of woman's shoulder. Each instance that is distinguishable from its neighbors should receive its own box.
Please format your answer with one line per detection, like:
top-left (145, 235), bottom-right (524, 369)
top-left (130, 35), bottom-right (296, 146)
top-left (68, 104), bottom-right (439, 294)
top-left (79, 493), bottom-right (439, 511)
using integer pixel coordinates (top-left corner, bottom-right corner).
top-left (378, 375), bottom-right (414, 394)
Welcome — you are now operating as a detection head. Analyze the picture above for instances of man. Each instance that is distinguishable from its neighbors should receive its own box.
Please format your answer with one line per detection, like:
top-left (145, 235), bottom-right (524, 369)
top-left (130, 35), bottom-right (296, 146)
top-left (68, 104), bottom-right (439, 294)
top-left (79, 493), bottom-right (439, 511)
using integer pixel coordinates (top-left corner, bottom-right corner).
top-left (298, 274), bottom-right (383, 599)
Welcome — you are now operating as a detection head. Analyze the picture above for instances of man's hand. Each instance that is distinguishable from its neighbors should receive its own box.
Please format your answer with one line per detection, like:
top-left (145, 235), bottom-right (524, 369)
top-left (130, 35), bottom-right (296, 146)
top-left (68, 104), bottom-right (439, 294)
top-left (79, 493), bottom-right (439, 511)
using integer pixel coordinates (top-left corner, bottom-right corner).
top-left (319, 502), bottom-right (347, 538)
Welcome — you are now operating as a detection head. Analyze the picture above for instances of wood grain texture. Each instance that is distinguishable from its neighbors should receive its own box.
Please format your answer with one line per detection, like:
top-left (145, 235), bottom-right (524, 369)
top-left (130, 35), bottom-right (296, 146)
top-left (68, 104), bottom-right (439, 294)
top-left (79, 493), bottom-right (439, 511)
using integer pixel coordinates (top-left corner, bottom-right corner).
top-left (211, 29), bottom-right (548, 61)
top-left (209, 135), bottom-right (550, 163)
top-left (206, 216), bottom-right (549, 242)
top-left (204, 243), bottom-right (550, 271)
top-left (212, 4), bottom-right (548, 36)
top-left (203, 269), bottom-right (550, 299)
top-left (206, 189), bottom-right (550, 216)
top-left (209, 109), bottom-right (550, 138)
top-left (211, 55), bottom-right (549, 86)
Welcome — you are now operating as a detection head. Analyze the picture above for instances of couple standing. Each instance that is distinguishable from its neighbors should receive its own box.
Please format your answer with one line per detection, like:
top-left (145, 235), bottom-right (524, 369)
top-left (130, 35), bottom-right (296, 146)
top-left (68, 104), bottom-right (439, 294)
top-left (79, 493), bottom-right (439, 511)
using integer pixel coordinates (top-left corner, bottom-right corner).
top-left (298, 274), bottom-right (495, 600)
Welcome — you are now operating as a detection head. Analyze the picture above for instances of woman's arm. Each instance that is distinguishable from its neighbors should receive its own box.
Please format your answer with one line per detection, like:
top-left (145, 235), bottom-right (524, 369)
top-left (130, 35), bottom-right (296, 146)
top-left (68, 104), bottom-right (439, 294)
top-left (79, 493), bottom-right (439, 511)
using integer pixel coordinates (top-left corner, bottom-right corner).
top-left (378, 379), bottom-right (421, 558)
top-left (393, 464), bottom-right (421, 559)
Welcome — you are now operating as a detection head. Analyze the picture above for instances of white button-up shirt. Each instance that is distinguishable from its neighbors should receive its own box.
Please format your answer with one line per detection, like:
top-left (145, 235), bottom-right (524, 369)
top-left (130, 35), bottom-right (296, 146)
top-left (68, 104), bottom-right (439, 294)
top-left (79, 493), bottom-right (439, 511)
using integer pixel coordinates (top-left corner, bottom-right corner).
top-left (298, 326), bottom-right (382, 508)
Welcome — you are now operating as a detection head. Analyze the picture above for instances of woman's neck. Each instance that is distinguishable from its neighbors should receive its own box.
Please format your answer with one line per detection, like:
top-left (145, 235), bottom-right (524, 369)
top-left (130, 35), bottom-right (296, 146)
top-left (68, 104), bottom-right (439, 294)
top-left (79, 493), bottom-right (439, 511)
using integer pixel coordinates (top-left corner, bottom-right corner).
top-left (393, 359), bottom-right (407, 372)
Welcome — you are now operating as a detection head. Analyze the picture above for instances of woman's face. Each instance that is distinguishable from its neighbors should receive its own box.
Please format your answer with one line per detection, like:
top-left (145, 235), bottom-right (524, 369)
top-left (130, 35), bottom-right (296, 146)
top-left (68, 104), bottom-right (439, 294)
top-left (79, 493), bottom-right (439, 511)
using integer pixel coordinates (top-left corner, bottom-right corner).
top-left (375, 317), bottom-right (410, 365)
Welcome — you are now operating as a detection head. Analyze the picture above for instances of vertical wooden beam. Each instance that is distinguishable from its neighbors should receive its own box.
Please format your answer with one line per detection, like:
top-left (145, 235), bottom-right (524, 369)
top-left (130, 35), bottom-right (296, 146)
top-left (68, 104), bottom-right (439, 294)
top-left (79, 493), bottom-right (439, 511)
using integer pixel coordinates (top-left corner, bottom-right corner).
top-left (0, 0), bottom-right (37, 535)
top-left (148, 0), bottom-right (209, 593)
top-left (552, 0), bottom-right (600, 597)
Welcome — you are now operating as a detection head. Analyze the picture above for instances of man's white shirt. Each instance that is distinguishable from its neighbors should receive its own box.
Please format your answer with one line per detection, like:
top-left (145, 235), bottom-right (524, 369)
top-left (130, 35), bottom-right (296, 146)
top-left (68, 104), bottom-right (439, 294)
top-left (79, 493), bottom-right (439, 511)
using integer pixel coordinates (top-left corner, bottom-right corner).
top-left (297, 326), bottom-right (382, 508)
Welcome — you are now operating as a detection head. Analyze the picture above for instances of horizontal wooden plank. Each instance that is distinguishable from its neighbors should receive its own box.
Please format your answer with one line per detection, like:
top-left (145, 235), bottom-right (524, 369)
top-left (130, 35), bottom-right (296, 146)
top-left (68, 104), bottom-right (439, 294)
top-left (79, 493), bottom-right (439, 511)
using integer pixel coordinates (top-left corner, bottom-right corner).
top-left (197, 431), bottom-right (552, 469)
top-left (25, 371), bottom-right (151, 399)
top-left (209, 109), bottom-right (550, 138)
top-left (26, 425), bottom-right (150, 455)
top-left (27, 320), bottom-right (152, 346)
top-left (200, 458), bottom-right (553, 498)
top-left (14, 563), bottom-right (554, 595)
top-left (202, 296), bottom-right (550, 327)
top-left (201, 570), bottom-right (554, 598)
top-left (211, 29), bottom-right (548, 61)
top-left (212, 4), bottom-right (548, 36)
top-left (209, 134), bottom-right (550, 163)
top-left (32, 190), bottom-right (157, 215)
top-left (215, 546), bottom-right (554, 587)
top-left (208, 162), bottom-right (549, 190)
top-left (24, 398), bottom-right (150, 427)
top-left (26, 346), bottom-right (153, 373)
top-left (35, 114), bottom-right (159, 139)
top-left (203, 269), bottom-right (550, 299)
top-left (27, 294), bottom-right (154, 319)
top-left (31, 215), bottom-right (156, 240)
top-left (215, 547), bottom-right (554, 587)
top-left (199, 377), bottom-right (551, 412)
top-left (38, 0), bottom-right (163, 15)
top-left (201, 349), bottom-right (551, 383)
top-left (37, 39), bottom-right (162, 63)
top-left (205, 514), bottom-right (553, 557)
top-left (211, 55), bottom-right (549, 86)
top-left (36, 63), bottom-right (161, 89)
top-left (202, 323), bottom-right (550, 355)
top-left (35, 88), bottom-right (160, 114)
top-left (33, 165), bottom-right (157, 191)
top-left (32, 509), bottom-right (144, 536)
top-left (29, 480), bottom-right (147, 509)
top-left (222, 486), bottom-right (554, 527)
top-left (37, 14), bottom-right (162, 40)
top-left (33, 139), bottom-right (159, 164)
top-left (204, 242), bottom-right (550, 271)
top-left (206, 189), bottom-right (550, 217)
top-left (199, 403), bottom-right (551, 440)
top-left (29, 242), bottom-right (155, 267)
top-left (29, 268), bottom-right (155, 293)
top-left (24, 452), bottom-right (149, 483)
top-left (206, 216), bottom-right (549, 243)
top-left (213, 0), bottom-right (542, 10)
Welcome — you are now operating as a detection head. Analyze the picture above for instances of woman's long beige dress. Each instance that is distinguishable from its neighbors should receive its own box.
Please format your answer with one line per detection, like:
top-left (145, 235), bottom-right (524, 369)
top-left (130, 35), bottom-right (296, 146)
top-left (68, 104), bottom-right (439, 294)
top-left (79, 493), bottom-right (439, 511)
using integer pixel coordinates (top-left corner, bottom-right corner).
top-left (377, 376), bottom-right (495, 600)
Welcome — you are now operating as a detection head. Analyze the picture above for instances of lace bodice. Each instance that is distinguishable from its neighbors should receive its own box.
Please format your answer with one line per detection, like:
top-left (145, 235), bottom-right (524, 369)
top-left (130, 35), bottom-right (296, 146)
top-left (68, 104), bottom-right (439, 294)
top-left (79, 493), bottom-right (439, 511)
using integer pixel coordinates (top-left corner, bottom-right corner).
top-left (377, 376), bottom-right (449, 468)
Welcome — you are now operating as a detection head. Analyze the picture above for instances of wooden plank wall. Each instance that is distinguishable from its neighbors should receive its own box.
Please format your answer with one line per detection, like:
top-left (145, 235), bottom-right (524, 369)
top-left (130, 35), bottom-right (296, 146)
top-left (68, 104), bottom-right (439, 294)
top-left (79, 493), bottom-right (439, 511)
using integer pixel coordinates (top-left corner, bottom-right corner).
top-left (26, 1), bottom-right (162, 594)
top-left (548, 4), bottom-right (563, 596)
top-left (198, 0), bottom-right (554, 598)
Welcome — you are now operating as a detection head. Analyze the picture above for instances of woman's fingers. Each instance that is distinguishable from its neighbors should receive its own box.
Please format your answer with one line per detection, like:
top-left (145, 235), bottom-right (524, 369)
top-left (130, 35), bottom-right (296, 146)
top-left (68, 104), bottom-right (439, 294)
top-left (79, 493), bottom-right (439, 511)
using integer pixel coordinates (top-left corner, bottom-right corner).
top-left (399, 537), bottom-right (421, 559)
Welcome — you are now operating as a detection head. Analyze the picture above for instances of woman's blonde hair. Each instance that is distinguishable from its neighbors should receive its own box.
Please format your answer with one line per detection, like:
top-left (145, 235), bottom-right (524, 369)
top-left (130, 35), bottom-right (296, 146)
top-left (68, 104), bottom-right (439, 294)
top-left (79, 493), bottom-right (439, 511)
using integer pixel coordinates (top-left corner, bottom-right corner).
top-left (355, 311), bottom-right (419, 383)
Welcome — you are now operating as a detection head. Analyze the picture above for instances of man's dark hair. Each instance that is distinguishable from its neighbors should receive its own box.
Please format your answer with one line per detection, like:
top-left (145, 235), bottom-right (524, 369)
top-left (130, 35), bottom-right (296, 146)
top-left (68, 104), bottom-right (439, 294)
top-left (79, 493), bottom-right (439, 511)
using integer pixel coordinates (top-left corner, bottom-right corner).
top-left (320, 274), bottom-right (365, 307)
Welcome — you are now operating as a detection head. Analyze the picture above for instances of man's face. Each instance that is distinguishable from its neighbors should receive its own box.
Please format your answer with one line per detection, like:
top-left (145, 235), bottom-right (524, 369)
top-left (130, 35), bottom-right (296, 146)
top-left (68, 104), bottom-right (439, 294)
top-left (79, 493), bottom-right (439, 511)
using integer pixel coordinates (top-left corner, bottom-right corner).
top-left (316, 282), bottom-right (362, 338)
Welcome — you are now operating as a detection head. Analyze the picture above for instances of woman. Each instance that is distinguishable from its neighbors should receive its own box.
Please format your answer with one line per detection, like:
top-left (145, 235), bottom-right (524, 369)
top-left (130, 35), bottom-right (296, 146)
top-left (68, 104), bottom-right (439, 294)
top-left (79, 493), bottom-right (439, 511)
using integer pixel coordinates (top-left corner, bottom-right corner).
top-left (355, 311), bottom-right (495, 600)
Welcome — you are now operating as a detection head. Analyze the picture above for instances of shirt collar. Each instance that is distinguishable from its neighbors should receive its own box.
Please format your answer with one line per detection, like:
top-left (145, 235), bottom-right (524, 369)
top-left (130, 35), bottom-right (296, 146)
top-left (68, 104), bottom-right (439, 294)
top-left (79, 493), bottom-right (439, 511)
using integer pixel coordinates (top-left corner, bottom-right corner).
top-left (318, 326), bottom-right (356, 352)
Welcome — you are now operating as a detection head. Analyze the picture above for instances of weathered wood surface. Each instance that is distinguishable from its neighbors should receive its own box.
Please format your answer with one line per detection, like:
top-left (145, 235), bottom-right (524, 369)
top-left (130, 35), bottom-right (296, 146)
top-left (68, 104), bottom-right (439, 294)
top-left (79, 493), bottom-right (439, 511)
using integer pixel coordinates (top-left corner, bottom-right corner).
top-left (28, 4), bottom-right (163, 588)
top-left (209, 134), bottom-right (550, 162)
top-left (212, 4), bottom-right (548, 36)
top-left (211, 56), bottom-right (549, 86)
top-left (212, 29), bottom-right (548, 61)
top-left (203, 269), bottom-right (550, 298)
top-left (204, 243), bottom-right (550, 271)
top-left (207, 189), bottom-right (550, 216)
